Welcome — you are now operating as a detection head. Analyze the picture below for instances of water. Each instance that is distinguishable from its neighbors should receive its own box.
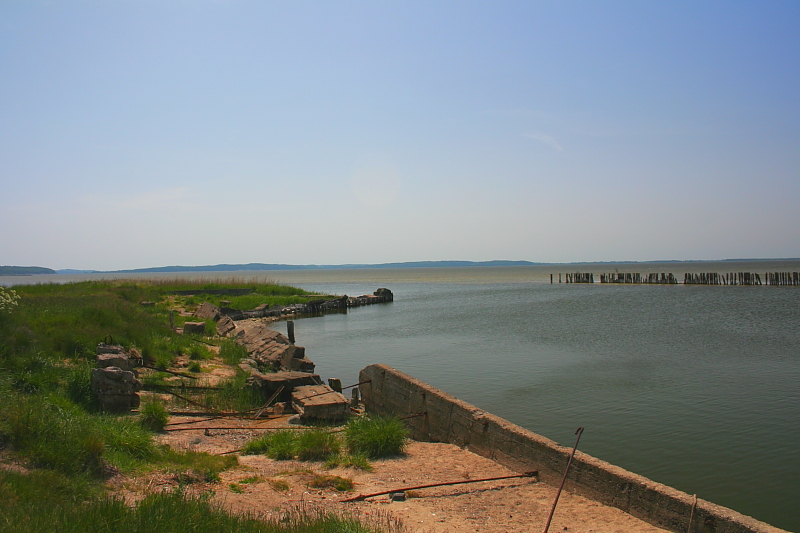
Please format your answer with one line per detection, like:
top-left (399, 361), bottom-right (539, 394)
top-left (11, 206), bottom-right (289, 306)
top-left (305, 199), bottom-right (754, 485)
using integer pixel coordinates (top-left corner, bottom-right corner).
top-left (3, 261), bottom-right (799, 530)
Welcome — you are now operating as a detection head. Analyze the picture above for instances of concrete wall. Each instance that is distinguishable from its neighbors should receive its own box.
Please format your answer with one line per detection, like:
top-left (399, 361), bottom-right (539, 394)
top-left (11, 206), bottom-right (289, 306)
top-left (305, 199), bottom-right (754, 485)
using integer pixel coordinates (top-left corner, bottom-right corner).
top-left (359, 364), bottom-right (787, 533)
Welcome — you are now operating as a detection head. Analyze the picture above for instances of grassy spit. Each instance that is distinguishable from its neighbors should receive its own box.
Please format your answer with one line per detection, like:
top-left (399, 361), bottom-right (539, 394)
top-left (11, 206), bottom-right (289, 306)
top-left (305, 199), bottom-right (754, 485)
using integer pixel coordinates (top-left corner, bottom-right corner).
top-left (0, 279), bottom-right (394, 533)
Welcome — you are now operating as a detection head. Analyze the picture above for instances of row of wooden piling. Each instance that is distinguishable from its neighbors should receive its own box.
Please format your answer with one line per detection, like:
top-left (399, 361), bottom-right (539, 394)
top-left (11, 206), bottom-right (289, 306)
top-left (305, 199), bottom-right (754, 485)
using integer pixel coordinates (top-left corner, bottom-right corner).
top-left (551, 272), bottom-right (800, 286)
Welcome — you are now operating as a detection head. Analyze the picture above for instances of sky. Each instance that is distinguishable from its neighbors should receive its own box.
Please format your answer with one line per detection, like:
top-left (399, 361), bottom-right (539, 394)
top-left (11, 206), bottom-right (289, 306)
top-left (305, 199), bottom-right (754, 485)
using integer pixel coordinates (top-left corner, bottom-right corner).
top-left (1, 1), bottom-right (799, 270)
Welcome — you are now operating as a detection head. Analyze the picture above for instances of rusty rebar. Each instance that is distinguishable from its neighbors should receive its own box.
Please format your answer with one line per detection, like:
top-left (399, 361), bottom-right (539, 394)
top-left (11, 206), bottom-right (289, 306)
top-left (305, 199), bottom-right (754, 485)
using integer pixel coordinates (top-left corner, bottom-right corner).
top-left (542, 427), bottom-right (584, 533)
top-left (340, 471), bottom-right (538, 502)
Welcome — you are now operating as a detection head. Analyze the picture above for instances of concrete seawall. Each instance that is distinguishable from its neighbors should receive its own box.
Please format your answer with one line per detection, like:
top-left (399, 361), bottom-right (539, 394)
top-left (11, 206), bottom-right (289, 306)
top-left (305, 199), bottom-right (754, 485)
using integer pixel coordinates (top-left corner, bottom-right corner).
top-left (359, 364), bottom-right (787, 533)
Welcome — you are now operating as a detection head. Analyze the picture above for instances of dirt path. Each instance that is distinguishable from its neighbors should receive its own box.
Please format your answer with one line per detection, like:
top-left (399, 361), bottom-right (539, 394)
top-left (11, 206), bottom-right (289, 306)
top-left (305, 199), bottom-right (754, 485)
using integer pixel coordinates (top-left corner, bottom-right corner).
top-left (132, 414), bottom-right (669, 533)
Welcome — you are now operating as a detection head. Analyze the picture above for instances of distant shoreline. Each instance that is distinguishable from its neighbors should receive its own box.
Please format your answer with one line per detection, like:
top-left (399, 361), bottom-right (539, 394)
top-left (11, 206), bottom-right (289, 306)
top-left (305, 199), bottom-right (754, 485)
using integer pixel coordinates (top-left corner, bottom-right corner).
top-left (4, 258), bottom-right (800, 276)
top-left (50, 257), bottom-right (800, 275)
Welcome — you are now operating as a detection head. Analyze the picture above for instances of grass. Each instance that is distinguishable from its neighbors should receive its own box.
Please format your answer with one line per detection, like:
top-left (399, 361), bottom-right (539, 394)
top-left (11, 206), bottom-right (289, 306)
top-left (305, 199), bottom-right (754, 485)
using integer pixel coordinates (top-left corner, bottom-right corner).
top-left (296, 429), bottom-right (341, 461)
top-left (309, 474), bottom-right (354, 492)
top-left (0, 472), bottom-right (392, 533)
top-left (345, 416), bottom-right (407, 458)
top-left (242, 430), bottom-right (298, 459)
top-left (139, 400), bottom-right (169, 432)
top-left (325, 453), bottom-right (373, 471)
top-left (241, 428), bottom-right (342, 462)
top-left (269, 478), bottom-right (290, 492)
top-left (219, 338), bottom-right (250, 366)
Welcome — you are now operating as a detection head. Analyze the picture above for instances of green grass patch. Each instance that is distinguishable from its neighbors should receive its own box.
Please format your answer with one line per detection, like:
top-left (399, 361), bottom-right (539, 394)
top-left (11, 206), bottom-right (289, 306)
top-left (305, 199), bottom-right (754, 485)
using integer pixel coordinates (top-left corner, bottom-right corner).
top-left (324, 453), bottom-right (373, 471)
top-left (345, 415), bottom-right (407, 458)
top-left (242, 430), bottom-right (298, 460)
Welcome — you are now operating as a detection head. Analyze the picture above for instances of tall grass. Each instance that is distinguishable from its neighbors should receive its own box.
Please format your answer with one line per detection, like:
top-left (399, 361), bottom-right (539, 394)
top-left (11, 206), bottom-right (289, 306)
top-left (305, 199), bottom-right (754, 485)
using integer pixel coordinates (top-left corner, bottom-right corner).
top-left (219, 338), bottom-right (249, 366)
top-left (345, 416), bottom-right (407, 458)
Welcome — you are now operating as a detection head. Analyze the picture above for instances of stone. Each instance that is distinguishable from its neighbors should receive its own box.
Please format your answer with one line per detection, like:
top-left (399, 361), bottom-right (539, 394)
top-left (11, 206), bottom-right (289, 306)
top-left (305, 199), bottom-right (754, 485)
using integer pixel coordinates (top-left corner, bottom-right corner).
top-left (183, 321), bottom-right (206, 335)
top-left (374, 288), bottom-right (394, 301)
top-left (91, 366), bottom-right (143, 413)
top-left (291, 384), bottom-right (348, 420)
top-left (194, 302), bottom-right (221, 320)
top-left (96, 352), bottom-right (135, 373)
top-left (216, 316), bottom-right (236, 336)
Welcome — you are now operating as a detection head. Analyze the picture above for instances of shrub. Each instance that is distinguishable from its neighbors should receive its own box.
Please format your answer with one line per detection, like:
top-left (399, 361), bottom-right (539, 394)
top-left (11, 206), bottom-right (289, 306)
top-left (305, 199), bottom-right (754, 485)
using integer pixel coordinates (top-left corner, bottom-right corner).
top-left (187, 361), bottom-right (202, 373)
top-left (139, 400), bottom-right (169, 432)
top-left (345, 415), bottom-right (407, 458)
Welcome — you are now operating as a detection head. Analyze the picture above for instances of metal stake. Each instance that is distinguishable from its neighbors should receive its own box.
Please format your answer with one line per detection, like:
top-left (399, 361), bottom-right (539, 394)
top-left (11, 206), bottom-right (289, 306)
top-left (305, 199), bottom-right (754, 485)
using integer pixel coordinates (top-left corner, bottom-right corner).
top-left (542, 427), bottom-right (584, 533)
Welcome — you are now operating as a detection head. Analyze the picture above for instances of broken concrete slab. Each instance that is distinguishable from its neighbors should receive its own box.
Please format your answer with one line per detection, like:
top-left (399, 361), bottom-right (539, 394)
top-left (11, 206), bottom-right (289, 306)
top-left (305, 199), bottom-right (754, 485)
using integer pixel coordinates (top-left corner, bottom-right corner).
top-left (194, 302), bottom-right (221, 320)
top-left (216, 315), bottom-right (236, 336)
top-left (234, 321), bottom-right (314, 373)
top-left (248, 370), bottom-right (322, 402)
top-left (291, 384), bottom-right (349, 421)
top-left (182, 321), bottom-right (206, 335)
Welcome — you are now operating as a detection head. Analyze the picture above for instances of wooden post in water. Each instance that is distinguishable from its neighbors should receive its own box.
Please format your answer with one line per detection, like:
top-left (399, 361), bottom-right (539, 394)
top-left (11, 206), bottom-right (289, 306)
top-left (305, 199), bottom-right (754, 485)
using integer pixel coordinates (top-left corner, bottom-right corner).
top-left (551, 274), bottom-right (553, 284)
top-left (287, 320), bottom-right (295, 344)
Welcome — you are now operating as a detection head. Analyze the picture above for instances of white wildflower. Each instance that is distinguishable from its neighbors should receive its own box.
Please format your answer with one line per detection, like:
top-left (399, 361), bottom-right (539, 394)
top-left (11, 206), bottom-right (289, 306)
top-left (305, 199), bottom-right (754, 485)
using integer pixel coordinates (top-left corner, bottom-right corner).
top-left (0, 286), bottom-right (20, 314)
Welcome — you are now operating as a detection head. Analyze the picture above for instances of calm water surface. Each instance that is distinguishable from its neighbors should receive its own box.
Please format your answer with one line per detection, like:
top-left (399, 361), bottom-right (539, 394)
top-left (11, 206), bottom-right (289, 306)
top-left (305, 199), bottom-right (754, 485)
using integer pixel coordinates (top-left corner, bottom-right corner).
top-left (4, 262), bottom-right (799, 530)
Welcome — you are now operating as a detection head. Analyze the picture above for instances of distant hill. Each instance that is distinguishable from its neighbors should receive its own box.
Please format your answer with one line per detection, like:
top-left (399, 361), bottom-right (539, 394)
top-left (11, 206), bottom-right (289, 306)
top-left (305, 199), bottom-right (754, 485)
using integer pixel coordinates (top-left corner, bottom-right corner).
top-left (0, 266), bottom-right (56, 276)
top-left (109, 260), bottom-right (539, 274)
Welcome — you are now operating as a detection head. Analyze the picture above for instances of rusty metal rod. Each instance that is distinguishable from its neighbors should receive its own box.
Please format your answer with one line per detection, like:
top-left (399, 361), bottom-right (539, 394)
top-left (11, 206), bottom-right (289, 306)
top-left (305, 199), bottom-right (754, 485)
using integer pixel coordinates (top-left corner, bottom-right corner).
top-left (253, 386), bottom-right (284, 420)
top-left (340, 471), bottom-right (538, 502)
top-left (165, 426), bottom-right (264, 432)
top-left (341, 379), bottom-right (370, 390)
top-left (140, 365), bottom-right (199, 380)
top-left (542, 427), bottom-right (584, 533)
top-left (400, 412), bottom-right (427, 420)
top-left (150, 385), bottom-right (218, 411)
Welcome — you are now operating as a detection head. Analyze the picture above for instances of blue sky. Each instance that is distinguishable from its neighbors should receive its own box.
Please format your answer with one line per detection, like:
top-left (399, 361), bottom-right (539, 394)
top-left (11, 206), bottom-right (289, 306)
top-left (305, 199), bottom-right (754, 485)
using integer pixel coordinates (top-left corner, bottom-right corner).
top-left (1, 1), bottom-right (799, 270)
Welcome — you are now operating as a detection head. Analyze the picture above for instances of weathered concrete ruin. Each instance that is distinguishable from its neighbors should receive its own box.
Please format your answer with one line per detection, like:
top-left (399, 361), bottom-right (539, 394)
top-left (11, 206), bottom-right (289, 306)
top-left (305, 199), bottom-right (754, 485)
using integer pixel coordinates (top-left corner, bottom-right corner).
top-left (359, 364), bottom-right (788, 533)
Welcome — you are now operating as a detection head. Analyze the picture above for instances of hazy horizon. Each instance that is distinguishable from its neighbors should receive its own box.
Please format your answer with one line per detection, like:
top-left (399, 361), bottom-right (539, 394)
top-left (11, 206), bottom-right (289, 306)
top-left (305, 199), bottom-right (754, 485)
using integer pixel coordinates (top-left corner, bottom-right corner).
top-left (2, 2), bottom-right (799, 270)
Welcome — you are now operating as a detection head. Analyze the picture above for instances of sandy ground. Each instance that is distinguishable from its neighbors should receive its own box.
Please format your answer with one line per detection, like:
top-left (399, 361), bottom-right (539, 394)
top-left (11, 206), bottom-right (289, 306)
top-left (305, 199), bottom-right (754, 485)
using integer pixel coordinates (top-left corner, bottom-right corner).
top-left (130, 413), bottom-right (669, 533)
